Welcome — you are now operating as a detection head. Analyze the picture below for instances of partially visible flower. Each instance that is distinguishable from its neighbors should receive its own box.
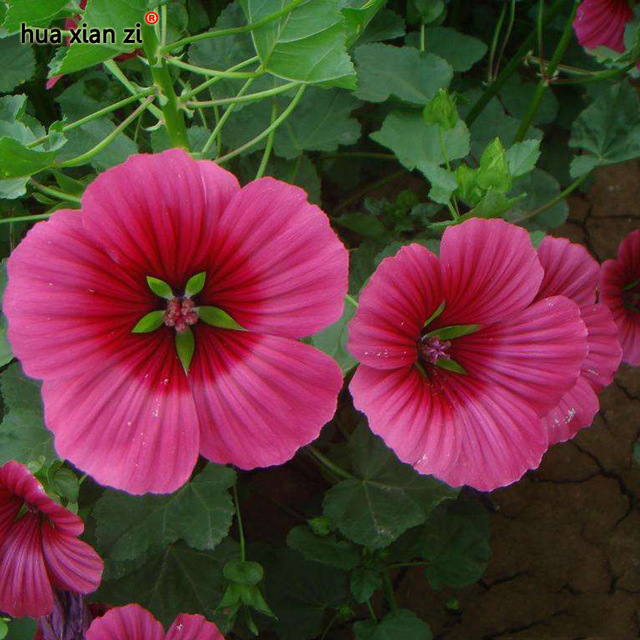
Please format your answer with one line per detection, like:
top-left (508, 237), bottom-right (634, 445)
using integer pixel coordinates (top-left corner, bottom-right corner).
top-left (86, 604), bottom-right (224, 640)
top-left (0, 461), bottom-right (103, 618)
top-left (4, 149), bottom-right (348, 495)
top-left (34, 594), bottom-right (109, 640)
top-left (536, 237), bottom-right (622, 444)
top-left (348, 218), bottom-right (588, 491)
top-left (599, 229), bottom-right (640, 365)
top-left (573, 0), bottom-right (634, 56)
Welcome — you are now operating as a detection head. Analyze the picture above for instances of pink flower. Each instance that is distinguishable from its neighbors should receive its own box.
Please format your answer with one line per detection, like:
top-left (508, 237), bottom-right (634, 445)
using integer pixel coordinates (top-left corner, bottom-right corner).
top-left (4, 149), bottom-right (347, 495)
top-left (573, 0), bottom-right (633, 55)
top-left (0, 461), bottom-right (103, 618)
top-left (536, 237), bottom-right (622, 444)
top-left (347, 219), bottom-right (589, 491)
top-left (86, 604), bottom-right (224, 640)
top-left (599, 229), bottom-right (640, 365)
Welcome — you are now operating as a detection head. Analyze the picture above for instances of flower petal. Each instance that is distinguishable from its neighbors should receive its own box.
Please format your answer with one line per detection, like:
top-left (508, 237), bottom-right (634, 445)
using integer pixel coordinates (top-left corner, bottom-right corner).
top-left (439, 218), bottom-right (544, 326)
top-left (42, 332), bottom-right (200, 495)
top-left (0, 513), bottom-right (52, 617)
top-left (166, 615), bottom-right (225, 640)
top-left (201, 178), bottom-right (349, 338)
top-left (41, 522), bottom-right (103, 594)
top-left (535, 236), bottom-right (599, 308)
top-left (580, 303), bottom-right (622, 392)
top-left (574, 0), bottom-right (632, 52)
top-left (453, 296), bottom-right (588, 416)
top-left (81, 149), bottom-right (240, 287)
top-left (347, 244), bottom-right (443, 370)
top-left (350, 365), bottom-right (548, 491)
top-left (86, 604), bottom-right (165, 640)
top-left (4, 210), bottom-right (152, 380)
top-left (190, 328), bottom-right (342, 469)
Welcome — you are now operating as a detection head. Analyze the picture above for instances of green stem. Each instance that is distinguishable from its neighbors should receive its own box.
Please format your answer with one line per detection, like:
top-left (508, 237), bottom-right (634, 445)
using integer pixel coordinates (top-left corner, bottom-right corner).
top-left (345, 294), bottom-right (358, 308)
top-left (58, 96), bottom-right (154, 168)
top-left (167, 56), bottom-right (264, 79)
top-left (466, 0), bottom-right (569, 126)
top-left (161, 0), bottom-right (305, 53)
top-left (382, 571), bottom-right (398, 613)
top-left (0, 213), bottom-right (53, 225)
top-left (30, 180), bottom-right (82, 204)
top-left (232, 484), bottom-right (246, 562)
top-left (104, 60), bottom-right (164, 120)
top-left (513, 171), bottom-right (589, 223)
top-left (142, 23), bottom-right (189, 149)
top-left (256, 100), bottom-right (278, 179)
top-left (487, 1), bottom-right (507, 82)
top-left (181, 57), bottom-right (260, 100)
top-left (201, 78), bottom-right (256, 156)
top-left (553, 61), bottom-right (637, 84)
top-left (215, 84), bottom-right (306, 164)
top-left (494, 0), bottom-right (517, 77)
top-left (419, 22), bottom-right (425, 51)
top-left (514, 0), bottom-right (579, 142)
top-left (366, 600), bottom-right (378, 623)
top-left (307, 445), bottom-right (353, 480)
top-left (386, 562), bottom-right (430, 570)
top-left (187, 80), bottom-right (298, 108)
top-left (28, 89), bottom-right (155, 149)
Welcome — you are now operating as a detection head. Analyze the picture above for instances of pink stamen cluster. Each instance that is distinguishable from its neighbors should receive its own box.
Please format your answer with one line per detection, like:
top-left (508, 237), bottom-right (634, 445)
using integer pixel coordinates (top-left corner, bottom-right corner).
top-left (164, 298), bottom-right (198, 333)
top-left (418, 335), bottom-right (452, 365)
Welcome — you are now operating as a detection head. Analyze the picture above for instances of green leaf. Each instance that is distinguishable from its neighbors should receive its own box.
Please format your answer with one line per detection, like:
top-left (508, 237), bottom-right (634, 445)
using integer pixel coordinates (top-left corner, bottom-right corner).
top-left (356, 610), bottom-right (432, 640)
top-left (419, 499), bottom-right (491, 589)
top-left (146, 276), bottom-right (173, 299)
top-left (52, 468), bottom-right (80, 503)
top-left (0, 138), bottom-right (55, 179)
top-left (500, 74), bottom-right (558, 126)
top-left (435, 358), bottom-right (467, 375)
top-left (350, 567), bottom-right (382, 604)
top-left (132, 310), bottom-right (165, 334)
top-left (323, 424), bottom-right (458, 550)
top-left (0, 364), bottom-right (56, 466)
top-left (223, 560), bottom-right (264, 585)
top-left (96, 540), bottom-right (239, 626)
top-left (94, 464), bottom-right (236, 562)
top-left (569, 83), bottom-right (640, 176)
top-left (354, 44), bottom-right (452, 105)
top-left (408, 26), bottom-right (487, 72)
top-left (341, 0), bottom-right (387, 46)
top-left (419, 163), bottom-right (457, 204)
top-left (185, 271), bottom-right (206, 297)
top-left (476, 138), bottom-right (512, 193)
top-left (372, 110), bottom-right (470, 170)
top-left (425, 324), bottom-right (479, 340)
top-left (506, 140), bottom-right (541, 178)
top-left (0, 260), bottom-right (14, 367)
top-left (287, 525), bottom-right (360, 570)
top-left (310, 300), bottom-right (357, 373)
top-left (3, 0), bottom-right (70, 30)
top-left (0, 37), bottom-right (36, 94)
top-left (198, 306), bottom-right (245, 331)
top-left (357, 9), bottom-right (406, 45)
top-left (335, 213), bottom-right (390, 240)
top-left (408, 0), bottom-right (443, 23)
top-left (3, 619), bottom-right (37, 640)
top-left (0, 620), bottom-right (7, 640)
top-left (240, 0), bottom-right (356, 88)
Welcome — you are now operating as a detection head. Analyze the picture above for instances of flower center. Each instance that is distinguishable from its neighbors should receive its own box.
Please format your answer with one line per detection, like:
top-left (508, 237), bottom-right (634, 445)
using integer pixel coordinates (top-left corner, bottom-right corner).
top-left (623, 278), bottom-right (640, 312)
top-left (164, 297), bottom-right (199, 333)
top-left (418, 335), bottom-right (452, 365)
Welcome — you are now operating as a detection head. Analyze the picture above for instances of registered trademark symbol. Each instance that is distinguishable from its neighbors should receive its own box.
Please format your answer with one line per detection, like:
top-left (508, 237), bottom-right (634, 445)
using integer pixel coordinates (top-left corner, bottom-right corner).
top-left (145, 11), bottom-right (159, 25)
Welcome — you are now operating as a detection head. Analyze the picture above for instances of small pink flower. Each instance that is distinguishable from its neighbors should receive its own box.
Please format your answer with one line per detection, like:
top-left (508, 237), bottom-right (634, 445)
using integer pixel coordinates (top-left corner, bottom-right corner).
top-left (86, 604), bottom-right (224, 640)
top-left (599, 229), bottom-right (640, 365)
top-left (348, 219), bottom-right (589, 491)
top-left (536, 237), bottom-right (622, 444)
top-left (4, 149), bottom-right (348, 495)
top-left (573, 0), bottom-right (634, 55)
top-left (0, 461), bottom-right (103, 618)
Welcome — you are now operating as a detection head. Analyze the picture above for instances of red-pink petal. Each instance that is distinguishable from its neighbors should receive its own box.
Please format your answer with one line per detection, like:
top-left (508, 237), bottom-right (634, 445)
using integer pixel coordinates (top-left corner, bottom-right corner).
top-left (42, 332), bottom-right (200, 495)
top-left (438, 218), bottom-right (544, 326)
top-left (201, 178), bottom-right (348, 338)
top-left (190, 328), bottom-right (342, 469)
top-left (350, 365), bottom-right (548, 491)
top-left (0, 513), bottom-right (52, 617)
top-left (535, 236), bottom-right (599, 308)
top-left (580, 303), bottom-right (622, 392)
top-left (81, 150), bottom-right (240, 287)
top-left (574, 0), bottom-right (632, 52)
top-left (347, 244), bottom-right (442, 370)
top-left (4, 210), bottom-right (153, 380)
top-left (41, 522), bottom-right (103, 594)
top-left (166, 615), bottom-right (225, 640)
top-left (453, 296), bottom-right (588, 417)
top-left (86, 604), bottom-right (165, 640)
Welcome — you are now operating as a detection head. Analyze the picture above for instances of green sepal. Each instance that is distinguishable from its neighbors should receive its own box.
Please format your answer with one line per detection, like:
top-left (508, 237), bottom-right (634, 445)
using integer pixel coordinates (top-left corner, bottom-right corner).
top-left (185, 271), bottom-right (206, 298)
top-left (14, 502), bottom-right (30, 522)
top-left (223, 560), bottom-right (264, 586)
top-left (146, 276), bottom-right (173, 299)
top-left (175, 328), bottom-right (195, 374)
top-left (240, 584), bottom-right (277, 619)
top-left (199, 306), bottom-right (245, 331)
top-left (309, 515), bottom-right (332, 537)
top-left (423, 300), bottom-right (445, 328)
top-left (436, 358), bottom-right (467, 375)
top-left (423, 89), bottom-right (459, 130)
top-left (424, 324), bottom-right (479, 340)
top-left (132, 310), bottom-right (165, 334)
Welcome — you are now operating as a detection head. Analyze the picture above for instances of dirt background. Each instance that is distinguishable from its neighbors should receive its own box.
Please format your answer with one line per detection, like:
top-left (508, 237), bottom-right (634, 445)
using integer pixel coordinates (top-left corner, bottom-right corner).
top-left (399, 162), bottom-right (640, 640)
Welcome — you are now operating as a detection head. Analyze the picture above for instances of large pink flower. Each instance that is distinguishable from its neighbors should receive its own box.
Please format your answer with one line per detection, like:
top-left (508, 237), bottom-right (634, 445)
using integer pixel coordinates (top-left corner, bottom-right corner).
top-left (573, 0), bottom-right (633, 54)
top-left (0, 461), bottom-right (103, 618)
top-left (86, 604), bottom-right (224, 640)
top-left (347, 219), bottom-right (589, 491)
top-left (535, 237), bottom-right (622, 444)
top-left (599, 229), bottom-right (640, 365)
top-left (4, 149), bottom-right (348, 495)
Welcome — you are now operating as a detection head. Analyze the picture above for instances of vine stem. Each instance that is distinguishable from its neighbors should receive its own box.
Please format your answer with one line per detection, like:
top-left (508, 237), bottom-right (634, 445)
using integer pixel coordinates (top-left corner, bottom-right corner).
top-left (232, 484), bottom-right (246, 562)
top-left (0, 213), bottom-right (53, 225)
top-left (30, 180), bottom-right (82, 205)
top-left (104, 60), bottom-right (164, 120)
top-left (187, 81), bottom-right (298, 108)
top-left (382, 571), bottom-right (398, 613)
top-left (345, 294), bottom-right (359, 308)
top-left (167, 56), bottom-right (264, 80)
top-left (182, 57), bottom-right (260, 100)
top-left (514, 0), bottom-right (579, 142)
top-left (215, 84), bottom-right (306, 164)
top-left (307, 446), bottom-right (353, 480)
top-left (256, 100), bottom-right (278, 179)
